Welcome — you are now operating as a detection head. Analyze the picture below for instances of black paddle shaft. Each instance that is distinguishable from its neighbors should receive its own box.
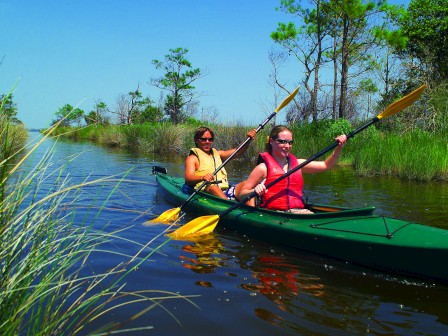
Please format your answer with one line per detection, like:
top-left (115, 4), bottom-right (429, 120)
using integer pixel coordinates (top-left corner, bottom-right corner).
top-left (218, 116), bottom-right (380, 218)
top-left (179, 111), bottom-right (278, 208)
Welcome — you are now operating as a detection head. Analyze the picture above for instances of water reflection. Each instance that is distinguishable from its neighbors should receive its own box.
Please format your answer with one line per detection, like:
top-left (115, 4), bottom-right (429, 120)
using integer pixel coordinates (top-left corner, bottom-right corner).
top-left (241, 254), bottom-right (325, 298)
top-left (240, 253), bottom-right (326, 330)
top-left (178, 227), bottom-right (448, 335)
top-left (179, 234), bottom-right (225, 276)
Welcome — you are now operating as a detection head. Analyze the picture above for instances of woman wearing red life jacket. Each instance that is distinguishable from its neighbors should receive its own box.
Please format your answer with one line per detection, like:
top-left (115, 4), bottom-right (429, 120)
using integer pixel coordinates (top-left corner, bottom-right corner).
top-left (239, 125), bottom-right (347, 213)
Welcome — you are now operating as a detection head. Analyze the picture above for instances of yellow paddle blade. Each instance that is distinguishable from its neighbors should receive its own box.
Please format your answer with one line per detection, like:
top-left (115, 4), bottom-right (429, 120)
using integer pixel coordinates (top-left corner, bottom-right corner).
top-left (274, 85), bottom-right (300, 112)
top-left (378, 84), bottom-right (426, 119)
top-left (150, 207), bottom-right (181, 224)
top-left (167, 215), bottom-right (220, 238)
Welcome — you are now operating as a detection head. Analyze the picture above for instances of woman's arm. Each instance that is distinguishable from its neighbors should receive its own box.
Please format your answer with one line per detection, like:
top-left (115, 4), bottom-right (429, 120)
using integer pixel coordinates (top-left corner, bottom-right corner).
top-left (184, 155), bottom-right (216, 185)
top-left (302, 134), bottom-right (347, 173)
top-left (239, 163), bottom-right (268, 199)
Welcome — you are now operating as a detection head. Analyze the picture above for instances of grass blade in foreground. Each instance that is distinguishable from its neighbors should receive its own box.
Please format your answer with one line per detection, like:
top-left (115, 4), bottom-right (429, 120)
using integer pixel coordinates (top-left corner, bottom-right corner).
top-left (168, 84), bottom-right (426, 238)
top-left (150, 85), bottom-right (300, 224)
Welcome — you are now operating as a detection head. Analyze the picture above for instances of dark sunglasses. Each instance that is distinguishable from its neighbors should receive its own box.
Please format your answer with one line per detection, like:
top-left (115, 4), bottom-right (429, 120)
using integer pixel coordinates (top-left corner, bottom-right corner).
top-left (199, 137), bottom-right (214, 142)
top-left (275, 138), bottom-right (294, 145)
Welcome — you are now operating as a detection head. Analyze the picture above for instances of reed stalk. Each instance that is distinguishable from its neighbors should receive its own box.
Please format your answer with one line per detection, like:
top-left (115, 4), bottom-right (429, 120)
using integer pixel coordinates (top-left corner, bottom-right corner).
top-left (1, 116), bottom-right (197, 334)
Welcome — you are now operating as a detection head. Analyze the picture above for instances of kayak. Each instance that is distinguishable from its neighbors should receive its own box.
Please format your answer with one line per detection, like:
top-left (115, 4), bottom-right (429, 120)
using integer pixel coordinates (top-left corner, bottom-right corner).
top-left (154, 169), bottom-right (448, 284)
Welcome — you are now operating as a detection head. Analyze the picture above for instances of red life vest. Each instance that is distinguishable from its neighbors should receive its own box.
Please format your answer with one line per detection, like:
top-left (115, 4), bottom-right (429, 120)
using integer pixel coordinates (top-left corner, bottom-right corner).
top-left (259, 152), bottom-right (305, 210)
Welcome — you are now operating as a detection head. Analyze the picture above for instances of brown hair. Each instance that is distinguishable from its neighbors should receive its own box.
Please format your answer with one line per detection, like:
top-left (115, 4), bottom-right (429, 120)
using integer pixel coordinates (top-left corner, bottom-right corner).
top-left (193, 126), bottom-right (215, 146)
top-left (265, 125), bottom-right (291, 153)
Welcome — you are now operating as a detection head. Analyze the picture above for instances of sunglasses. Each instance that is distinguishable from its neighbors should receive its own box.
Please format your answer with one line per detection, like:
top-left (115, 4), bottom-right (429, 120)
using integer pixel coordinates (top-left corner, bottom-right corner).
top-left (275, 138), bottom-right (294, 145)
top-left (199, 137), bottom-right (214, 142)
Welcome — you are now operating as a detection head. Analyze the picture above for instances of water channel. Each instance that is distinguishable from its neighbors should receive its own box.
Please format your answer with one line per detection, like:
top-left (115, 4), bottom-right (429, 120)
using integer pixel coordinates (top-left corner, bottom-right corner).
top-left (23, 132), bottom-right (448, 335)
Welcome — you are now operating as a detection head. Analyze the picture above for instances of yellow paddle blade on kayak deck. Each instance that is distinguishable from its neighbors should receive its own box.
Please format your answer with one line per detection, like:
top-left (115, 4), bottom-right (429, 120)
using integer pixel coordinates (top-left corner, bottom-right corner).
top-left (378, 84), bottom-right (426, 119)
top-left (167, 215), bottom-right (220, 238)
top-left (149, 207), bottom-right (181, 224)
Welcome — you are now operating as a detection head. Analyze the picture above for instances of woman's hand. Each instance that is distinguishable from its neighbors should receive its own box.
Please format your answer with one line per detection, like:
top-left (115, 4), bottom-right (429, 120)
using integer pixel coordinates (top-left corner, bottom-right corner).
top-left (335, 134), bottom-right (347, 147)
top-left (247, 129), bottom-right (257, 140)
top-left (202, 172), bottom-right (215, 183)
top-left (253, 183), bottom-right (267, 196)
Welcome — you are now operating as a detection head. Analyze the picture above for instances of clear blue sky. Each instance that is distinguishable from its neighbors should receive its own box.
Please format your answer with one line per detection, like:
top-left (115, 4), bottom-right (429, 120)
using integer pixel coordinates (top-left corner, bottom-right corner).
top-left (0, 0), bottom-right (409, 129)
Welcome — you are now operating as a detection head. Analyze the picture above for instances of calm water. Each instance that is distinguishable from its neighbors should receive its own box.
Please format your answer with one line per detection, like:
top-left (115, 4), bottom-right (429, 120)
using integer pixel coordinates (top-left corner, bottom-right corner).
top-left (24, 133), bottom-right (448, 335)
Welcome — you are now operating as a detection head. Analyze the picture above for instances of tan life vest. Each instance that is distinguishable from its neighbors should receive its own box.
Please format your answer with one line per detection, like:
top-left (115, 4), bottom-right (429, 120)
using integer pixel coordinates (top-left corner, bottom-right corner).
top-left (190, 148), bottom-right (229, 190)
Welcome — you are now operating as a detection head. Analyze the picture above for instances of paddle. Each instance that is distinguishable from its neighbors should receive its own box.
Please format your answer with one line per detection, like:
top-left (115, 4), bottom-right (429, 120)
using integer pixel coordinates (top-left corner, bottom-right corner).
top-left (169, 84), bottom-right (426, 237)
top-left (150, 85), bottom-right (300, 223)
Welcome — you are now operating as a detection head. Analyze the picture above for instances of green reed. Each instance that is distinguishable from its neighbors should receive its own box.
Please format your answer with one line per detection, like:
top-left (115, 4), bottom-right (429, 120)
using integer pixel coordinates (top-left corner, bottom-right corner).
top-left (51, 119), bottom-right (448, 181)
top-left (351, 130), bottom-right (448, 181)
top-left (2, 119), bottom-right (198, 334)
top-left (54, 122), bottom-right (263, 160)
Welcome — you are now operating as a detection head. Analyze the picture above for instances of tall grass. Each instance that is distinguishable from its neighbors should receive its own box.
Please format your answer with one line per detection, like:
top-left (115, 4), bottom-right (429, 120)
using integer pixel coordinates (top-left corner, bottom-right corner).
top-left (51, 118), bottom-right (448, 181)
top-left (351, 130), bottom-right (448, 181)
top-left (52, 122), bottom-right (263, 161)
top-left (1, 120), bottom-right (197, 334)
top-left (0, 114), bottom-right (28, 172)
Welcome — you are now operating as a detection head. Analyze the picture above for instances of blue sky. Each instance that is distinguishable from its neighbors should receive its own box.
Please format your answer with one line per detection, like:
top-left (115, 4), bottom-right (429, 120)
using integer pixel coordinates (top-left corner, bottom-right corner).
top-left (1, 0), bottom-right (409, 129)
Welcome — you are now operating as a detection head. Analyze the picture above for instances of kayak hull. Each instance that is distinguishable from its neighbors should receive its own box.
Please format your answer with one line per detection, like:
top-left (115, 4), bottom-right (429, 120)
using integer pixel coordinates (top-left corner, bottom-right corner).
top-left (155, 172), bottom-right (448, 284)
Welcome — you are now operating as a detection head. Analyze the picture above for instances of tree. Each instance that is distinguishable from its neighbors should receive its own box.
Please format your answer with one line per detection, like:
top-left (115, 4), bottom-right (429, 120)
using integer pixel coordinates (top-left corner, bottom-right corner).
top-left (324, 0), bottom-right (397, 119)
top-left (150, 48), bottom-right (205, 124)
top-left (114, 88), bottom-right (160, 125)
top-left (397, 0), bottom-right (448, 84)
top-left (272, 0), bottom-right (400, 121)
top-left (134, 104), bottom-right (163, 124)
top-left (53, 104), bottom-right (84, 127)
top-left (0, 94), bottom-right (20, 123)
top-left (272, 0), bottom-right (333, 122)
top-left (355, 78), bottom-right (378, 118)
top-left (113, 88), bottom-right (161, 124)
top-left (85, 101), bottom-right (110, 125)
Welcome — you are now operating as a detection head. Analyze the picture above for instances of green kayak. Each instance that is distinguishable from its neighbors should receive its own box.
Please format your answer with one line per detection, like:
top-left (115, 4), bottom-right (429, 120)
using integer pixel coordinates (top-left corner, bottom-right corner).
top-left (155, 170), bottom-right (448, 284)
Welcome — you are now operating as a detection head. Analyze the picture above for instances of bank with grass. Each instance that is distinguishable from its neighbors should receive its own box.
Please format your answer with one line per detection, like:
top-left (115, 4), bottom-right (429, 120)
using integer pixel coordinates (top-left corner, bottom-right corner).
top-left (52, 118), bottom-right (448, 182)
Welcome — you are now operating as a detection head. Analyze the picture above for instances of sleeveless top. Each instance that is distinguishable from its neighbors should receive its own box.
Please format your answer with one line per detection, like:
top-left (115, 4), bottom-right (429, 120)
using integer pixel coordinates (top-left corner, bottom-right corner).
top-left (259, 152), bottom-right (305, 210)
top-left (189, 147), bottom-right (229, 190)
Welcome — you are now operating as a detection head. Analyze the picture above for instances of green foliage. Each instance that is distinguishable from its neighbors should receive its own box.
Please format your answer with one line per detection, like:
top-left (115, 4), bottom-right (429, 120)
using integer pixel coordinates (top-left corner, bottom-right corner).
top-left (271, 21), bottom-right (298, 42)
top-left (84, 111), bottom-right (98, 125)
top-left (324, 118), bottom-right (353, 139)
top-left (427, 82), bottom-right (448, 133)
top-left (399, 0), bottom-right (448, 83)
top-left (0, 123), bottom-right (195, 334)
top-left (0, 116), bottom-right (28, 188)
top-left (135, 104), bottom-right (163, 124)
top-left (351, 130), bottom-right (448, 181)
top-left (375, 82), bottom-right (448, 133)
top-left (148, 123), bottom-right (190, 154)
top-left (53, 118), bottom-right (448, 181)
top-left (85, 101), bottom-right (110, 125)
top-left (0, 94), bottom-right (20, 123)
top-left (150, 48), bottom-right (204, 124)
top-left (53, 104), bottom-right (85, 127)
top-left (163, 93), bottom-right (187, 123)
top-left (98, 125), bottom-right (125, 147)
top-left (272, 0), bottom-right (404, 121)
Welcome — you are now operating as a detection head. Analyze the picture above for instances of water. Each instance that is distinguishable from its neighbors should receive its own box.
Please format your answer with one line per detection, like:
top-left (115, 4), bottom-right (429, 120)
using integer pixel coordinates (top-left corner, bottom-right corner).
top-left (21, 133), bottom-right (448, 335)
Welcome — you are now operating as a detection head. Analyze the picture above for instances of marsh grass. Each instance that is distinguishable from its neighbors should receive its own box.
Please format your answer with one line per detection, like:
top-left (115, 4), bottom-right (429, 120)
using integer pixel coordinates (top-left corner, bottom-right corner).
top-left (98, 125), bottom-right (124, 147)
top-left (51, 118), bottom-right (448, 181)
top-left (0, 114), bottom-right (28, 169)
top-left (53, 122), bottom-right (263, 160)
top-left (350, 130), bottom-right (448, 181)
top-left (287, 120), bottom-right (352, 158)
top-left (1, 117), bottom-right (198, 334)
